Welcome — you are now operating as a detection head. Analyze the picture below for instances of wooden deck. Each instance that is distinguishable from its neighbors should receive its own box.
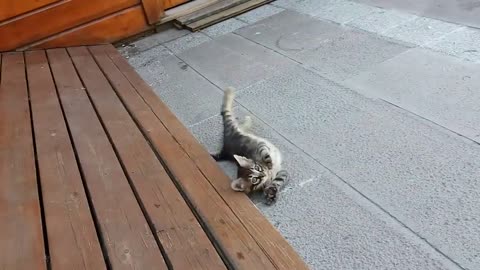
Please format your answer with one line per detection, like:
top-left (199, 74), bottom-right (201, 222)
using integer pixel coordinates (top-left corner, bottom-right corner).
top-left (0, 45), bottom-right (308, 270)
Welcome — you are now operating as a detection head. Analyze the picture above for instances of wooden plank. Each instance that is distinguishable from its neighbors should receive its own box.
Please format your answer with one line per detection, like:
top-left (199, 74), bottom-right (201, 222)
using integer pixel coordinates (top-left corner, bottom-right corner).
top-left (175, 0), bottom-right (247, 26)
top-left (160, 0), bottom-right (219, 24)
top-left (0, 0), bottom-right (139, 51)
top-left (30, 6), bottom-right (149, 50)
top-left (103, 45), bottom-right (310, 269)
top-left (186, 0), bottom-right (273, 31)
top-left (94, 44), bottom-right (280, 269)
top-left (0, 0), bottom-right (61, 22)
top-left (0, 53), bottom-right (46, 270)
top-left (25, 50), bottom-right (106, 270)
top-left (46, 48), bottom-right (168, 270)
top-left (141, 0), bottom-right (165, 24)
top-left (70, 45), bottom-right (227, 270)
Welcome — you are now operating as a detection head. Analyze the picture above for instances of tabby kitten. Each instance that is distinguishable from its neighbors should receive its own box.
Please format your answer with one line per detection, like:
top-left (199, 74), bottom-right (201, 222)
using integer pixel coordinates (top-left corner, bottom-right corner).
top-left (211, 87), bottom-right (289, 204)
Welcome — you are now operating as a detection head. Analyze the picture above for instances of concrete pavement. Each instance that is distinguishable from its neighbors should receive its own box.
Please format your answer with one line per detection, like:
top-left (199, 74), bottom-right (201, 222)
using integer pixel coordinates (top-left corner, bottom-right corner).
top-left (119, 1), bottom-right (480, 269)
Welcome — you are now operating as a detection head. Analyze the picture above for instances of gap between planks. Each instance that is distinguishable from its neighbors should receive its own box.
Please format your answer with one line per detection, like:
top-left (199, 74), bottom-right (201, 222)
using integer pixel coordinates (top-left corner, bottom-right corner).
top-left (96, 44), bottom-right (309, 270)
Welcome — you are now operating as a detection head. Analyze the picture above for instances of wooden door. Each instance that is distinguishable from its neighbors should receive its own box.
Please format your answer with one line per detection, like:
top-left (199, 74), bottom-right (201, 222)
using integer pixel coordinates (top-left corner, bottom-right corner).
top-left (0, 0), bottom-right (142, 51)
top-left (0, 0), bottom-right (193, 51)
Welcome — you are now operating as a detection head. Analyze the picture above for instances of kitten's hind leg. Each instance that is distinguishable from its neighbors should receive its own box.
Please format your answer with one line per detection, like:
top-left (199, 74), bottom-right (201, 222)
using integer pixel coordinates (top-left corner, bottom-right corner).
top-left (264, 170), bottom-right (289, 205)
top-left (240, 115), bottom-right (252, 131)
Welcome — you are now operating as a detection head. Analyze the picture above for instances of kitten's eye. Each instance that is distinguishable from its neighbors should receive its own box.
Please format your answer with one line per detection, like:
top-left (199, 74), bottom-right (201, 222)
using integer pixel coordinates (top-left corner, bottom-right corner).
top-left (251, 177), bottom-right (261, 185)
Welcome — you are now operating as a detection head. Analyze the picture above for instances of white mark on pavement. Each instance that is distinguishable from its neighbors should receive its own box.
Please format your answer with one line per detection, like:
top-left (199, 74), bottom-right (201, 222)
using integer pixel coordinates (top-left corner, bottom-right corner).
top-left (299, 178), bottom-right (314, 187)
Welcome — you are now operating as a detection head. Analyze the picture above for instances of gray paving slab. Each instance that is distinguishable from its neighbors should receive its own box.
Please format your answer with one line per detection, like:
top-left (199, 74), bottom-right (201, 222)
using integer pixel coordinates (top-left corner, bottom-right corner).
top-left (383, 16), bottom-right (461, 46)
top-left (177, 33), bottom-right (293, 90)
top-left (118, 28), bottom-right (190, 57)
top-left (236, 4), bottom-right (285, 24)
top-left (272, 0), bottom-right (339, 16)
top-left (425, 27), bottom-right (480, 62)
top-left (353, 0), bottom-right (480, 29)
top-left (235, 10), bottom-right (337, 52)
top-left (236, 10), bottom-right (411, 81)
top-left (201, 18), bottom-right (248, 38)
top-left (313, 0), bottom-right (381, 24)
top-left (235, 65), bottom-right (480, 270)
top-left (189, 106), bottom-right (457, 270)
top-left (345, 48), bottom-right (480, 142)
top-left (163, 32), bottom-right (212, 54)
top-left (347, 9), bottom-right (418, 34)
top-left (125, 1), bottom-right (480, 268)
top-left (127, 46), bottom-right (223, 126)
top-left (127, 44), bottom-right (172, 69)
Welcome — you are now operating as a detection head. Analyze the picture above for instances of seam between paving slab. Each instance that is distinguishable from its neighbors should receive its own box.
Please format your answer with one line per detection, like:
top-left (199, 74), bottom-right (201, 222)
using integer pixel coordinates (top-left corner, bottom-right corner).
top-left (123, 3), bottom-right (480, 268)
top-left (122, 0), bottom-right (480, 64)
top-left (171, 31), bottom-right (469, 269)
top-left (234, 100), bottom-right (465, 270)
top-left (165, 31), bottom-right (466, 267)
top-left (233, 31), bottom-right (480, 147)
top-left (380, 99), bottom-right (480, 146)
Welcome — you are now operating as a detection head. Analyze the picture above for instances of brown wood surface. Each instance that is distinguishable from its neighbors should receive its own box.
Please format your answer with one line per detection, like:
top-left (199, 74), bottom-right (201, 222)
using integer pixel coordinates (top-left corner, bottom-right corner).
top-left (31, 6), bottom-right (149, 50)
top-left (25, 50), bottom-right (107, 270)
top-left (175, 0), bottom-right (246, 25)
top-left (141, 0), bottom-right (165, 24)
top-left (96, 44), bottom-right (283, 269)
top-left (185, 0), bottom-right (273, 30)
top-left (0, 45), bottom-right (308, 270)
top-left (72, 45), bottom-right (226, 270)
top-left (0, 0), bottom-right (139, 51)
top-left (0, 53), bottom-right (46, 270)
top-left (0, 0), bottom-right (61, 22)
top-left (165, 0), bottom-right (190, 9)
top-left (103, 45), bottom-right (310, 269)
top-left (46, 48), bottom-right (168, 270)
top-left (160, 0), bottom-right (219, 24)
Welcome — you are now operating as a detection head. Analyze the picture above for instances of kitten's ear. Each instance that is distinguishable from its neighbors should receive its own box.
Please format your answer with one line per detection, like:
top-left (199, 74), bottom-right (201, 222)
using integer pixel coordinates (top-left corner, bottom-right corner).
top-left (231, 178), bottom-right (249, 192)
top-left (233, 155), bottom-right (253, 168)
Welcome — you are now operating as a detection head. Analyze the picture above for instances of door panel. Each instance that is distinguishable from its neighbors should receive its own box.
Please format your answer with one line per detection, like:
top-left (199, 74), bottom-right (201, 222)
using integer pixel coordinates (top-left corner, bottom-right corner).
top-left (141, 0), bottom-right (165, 24)
top-left (33, 6), bottom-right (149, 49)
top-left (165, 0), bottom-right (190, 9)
top-left (0, 0), bottom-right (140, 51)
top-left (0, 0), bottom-right (62, 21)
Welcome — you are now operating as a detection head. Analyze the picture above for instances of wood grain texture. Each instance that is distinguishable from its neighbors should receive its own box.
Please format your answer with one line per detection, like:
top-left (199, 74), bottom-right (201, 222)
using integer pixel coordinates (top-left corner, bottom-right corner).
top-left (0, 53), bottom-right (46, 270)
top-left (103, 45), bottom-right (310, 270)
top-left (0, 0), bottom-right (139, 51)
top-left (185, 0), bottom-right (273, 30)
top-left (175, 0), bottom-right (246, 25)
top-left (73, 45), bottom-right (226, 270)
top-left (97, 44), bottom-right (284, 269)
top-left (165, 0), bottom-right (190, 9)
top-left (25, 50), bottom-right (106, 270)
top-left (160, 0), bottom-right (219, 24)
top-left (32, 6), bottom-right (149, 49)
top-left (0, 0), bottom-right (61, 22)
top-left (141, 0), bottom-right (165, 24)
top-left (47, 48), bottom-right (168, 270)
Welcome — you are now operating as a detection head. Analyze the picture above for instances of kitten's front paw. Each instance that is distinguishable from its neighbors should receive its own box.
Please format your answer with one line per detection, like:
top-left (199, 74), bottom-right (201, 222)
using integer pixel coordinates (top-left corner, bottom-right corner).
top-left (262, 154), bottom-right (273, 169)
top-left (264, 185), bottom-right (278, 205)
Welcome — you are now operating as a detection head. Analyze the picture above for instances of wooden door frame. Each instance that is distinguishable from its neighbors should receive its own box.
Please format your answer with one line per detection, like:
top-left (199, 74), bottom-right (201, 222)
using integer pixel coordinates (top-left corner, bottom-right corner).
top-left (141, 0), bottom-right (165, 24)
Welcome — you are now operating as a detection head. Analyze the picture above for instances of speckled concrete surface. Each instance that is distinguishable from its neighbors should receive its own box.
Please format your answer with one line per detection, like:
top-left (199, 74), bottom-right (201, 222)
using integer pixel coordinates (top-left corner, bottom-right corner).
top-left (120, 1), bottom-right (480, 269)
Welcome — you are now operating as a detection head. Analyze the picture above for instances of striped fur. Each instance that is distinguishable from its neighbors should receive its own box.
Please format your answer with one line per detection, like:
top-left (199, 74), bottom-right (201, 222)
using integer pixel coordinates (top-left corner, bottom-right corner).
top-left (212, 87), bottom-right (288, 204)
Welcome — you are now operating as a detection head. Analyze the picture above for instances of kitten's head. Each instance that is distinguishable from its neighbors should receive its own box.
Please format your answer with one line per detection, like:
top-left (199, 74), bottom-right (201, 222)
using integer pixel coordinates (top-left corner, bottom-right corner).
top-left (230, 155), bottom-right (270, 193)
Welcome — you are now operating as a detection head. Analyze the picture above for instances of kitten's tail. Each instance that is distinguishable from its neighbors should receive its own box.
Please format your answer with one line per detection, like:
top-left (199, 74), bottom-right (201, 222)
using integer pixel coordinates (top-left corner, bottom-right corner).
top-left (221, 87), bottom-right (239, 130)
top-left (211, 87), bottom-right (239, 162)
top-left (221, 87), bottom-right (235, 116)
